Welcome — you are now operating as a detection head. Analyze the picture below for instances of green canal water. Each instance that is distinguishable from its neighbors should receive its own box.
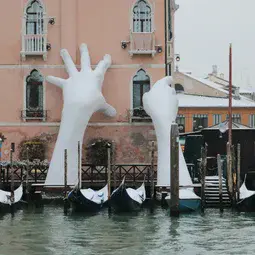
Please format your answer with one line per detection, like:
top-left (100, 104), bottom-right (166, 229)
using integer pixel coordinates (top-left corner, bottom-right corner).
top-left (0, 206), bottom-right (255, 255)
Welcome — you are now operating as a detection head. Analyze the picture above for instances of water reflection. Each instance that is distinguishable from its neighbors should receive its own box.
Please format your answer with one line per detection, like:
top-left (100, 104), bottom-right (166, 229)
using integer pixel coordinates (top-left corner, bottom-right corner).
top-left (0, 206), bottom-right (255, 255)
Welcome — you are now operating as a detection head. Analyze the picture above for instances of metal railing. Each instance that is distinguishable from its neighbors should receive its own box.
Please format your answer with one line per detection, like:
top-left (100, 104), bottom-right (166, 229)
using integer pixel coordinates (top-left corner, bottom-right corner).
top-left (21, 110), bottom-right (48, 121)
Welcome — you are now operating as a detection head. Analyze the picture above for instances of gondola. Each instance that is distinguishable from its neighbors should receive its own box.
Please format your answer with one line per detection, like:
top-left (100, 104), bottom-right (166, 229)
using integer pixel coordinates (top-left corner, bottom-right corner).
top-left (165, 188), bottom-right (201, 212)
top-left (0, 184), bottom-right (23, 213)
top-left (236, 175), bottom-right (255, 212)
top-left (109, 178), bottom-right (146, 212)
top-left (68, 184), bottom-right (108, 212)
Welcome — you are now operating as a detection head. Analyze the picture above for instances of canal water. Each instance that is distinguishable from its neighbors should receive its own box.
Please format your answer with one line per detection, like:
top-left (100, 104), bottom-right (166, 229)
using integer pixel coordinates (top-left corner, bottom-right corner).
top-left (0, 206), bottom-right (255, 255)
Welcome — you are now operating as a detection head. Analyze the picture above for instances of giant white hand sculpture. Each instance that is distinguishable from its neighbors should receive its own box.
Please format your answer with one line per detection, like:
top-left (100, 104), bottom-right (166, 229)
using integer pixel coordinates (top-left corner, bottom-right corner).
top-left (45, 44), bottom-right (116, 186)
top-left (143, 77), bottom-right (192, 187)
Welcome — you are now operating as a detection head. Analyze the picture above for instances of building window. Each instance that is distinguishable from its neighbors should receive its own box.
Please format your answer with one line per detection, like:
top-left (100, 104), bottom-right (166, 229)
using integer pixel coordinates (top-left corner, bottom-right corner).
top-left (213, 114), bottom-right (222, 125)
top-left (249, 114), bottom-right (255, 128)
top-left (175, 84), bottom-right (184, 93)
top-left (176, 114), bottom-right (185, 133)
top-left (133, 0), bottom-right (152, 32)
top-left (24, 70), bottom-right (45, 119)
top-left (193, 114), bottom-right (208, 131)
top-left (26, 0), bottom-right (44, 35)
top-left (21, 0), bottom-right (47, 60)
top-left (132, 69), bottom-right (150, 117)
top-left (226, 114), bottom-right (241, 124)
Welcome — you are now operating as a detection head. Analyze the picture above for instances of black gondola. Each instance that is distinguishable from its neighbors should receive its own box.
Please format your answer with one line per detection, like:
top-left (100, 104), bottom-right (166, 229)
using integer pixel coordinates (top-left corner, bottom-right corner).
top-left (68, 184), bottom-right (108, 212)
top-left (237, 176), bottom-right (255, 212)
top-left (109, 178), bottom-right (146, 212)
top-left (0, 184), bottom-right (23, 214)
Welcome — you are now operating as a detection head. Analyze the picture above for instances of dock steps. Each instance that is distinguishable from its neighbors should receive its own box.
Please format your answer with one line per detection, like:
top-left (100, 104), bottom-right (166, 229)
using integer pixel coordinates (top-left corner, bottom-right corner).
top-left (205, 175), bottom-right (231, 207)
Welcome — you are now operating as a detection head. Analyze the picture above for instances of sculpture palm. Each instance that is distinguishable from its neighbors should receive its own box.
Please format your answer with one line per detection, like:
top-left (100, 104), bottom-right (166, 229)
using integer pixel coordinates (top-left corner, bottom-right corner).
top-left (45, 44), bottom-right (116, 186)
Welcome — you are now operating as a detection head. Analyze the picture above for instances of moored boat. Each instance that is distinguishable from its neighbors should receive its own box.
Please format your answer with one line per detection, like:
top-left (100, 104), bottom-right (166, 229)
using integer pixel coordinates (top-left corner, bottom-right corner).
top-left (236, 176), bottom-right (255, 212)
top-left (68, 184), bottom-right (108, 212)
top-left (109, 178), bottom-right (146, 212)
top-left (165, 188), bottom-right (201, 212)
top-left (0, 184), bottom-right (23, 213)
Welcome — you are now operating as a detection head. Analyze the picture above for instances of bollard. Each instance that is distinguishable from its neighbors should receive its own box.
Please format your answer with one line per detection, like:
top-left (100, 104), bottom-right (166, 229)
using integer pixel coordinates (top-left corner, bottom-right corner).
top-left (200, 146), bottom-right (207, 213)
top-left (150, 141), bottom-right (155, 200)
top-left (78, 141), bottom-right (81, 189)
top-left (226, 142), bottom-right (233, 207)
top-left (170, 123), bottom-right (179, 217)
top-left (217, 154), bottom-right (223, 212)
top-left (10, 147), bottom-right (14, 213)
top-left (237, 144), bottom-right (241, 202)
top-left (64, 149), bottom-right (68, 213)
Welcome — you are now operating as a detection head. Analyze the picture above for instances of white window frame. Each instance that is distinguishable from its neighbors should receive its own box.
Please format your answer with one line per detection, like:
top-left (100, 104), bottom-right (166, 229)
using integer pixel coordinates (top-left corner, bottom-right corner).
top-left (249, 114), bottom-right (255, 128)
top-left (213, 114), bottom-right (222, 125)
top-left (21, 0), bottom-right (48, 61)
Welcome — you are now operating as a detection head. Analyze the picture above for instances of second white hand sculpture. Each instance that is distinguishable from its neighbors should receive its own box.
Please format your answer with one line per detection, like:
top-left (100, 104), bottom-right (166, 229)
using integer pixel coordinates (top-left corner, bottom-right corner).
top-left (45, 44), bottom-right (116, 186)
top-left (143, 77), bottom-right (193, 187)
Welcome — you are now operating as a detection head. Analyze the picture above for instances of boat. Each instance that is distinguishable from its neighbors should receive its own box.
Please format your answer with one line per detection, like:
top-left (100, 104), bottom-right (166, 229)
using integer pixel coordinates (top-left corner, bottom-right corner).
top-left (165, 188), bottom-right (201, 212)
top-left (109, 178), bottom-right (146, 212)
top-left (236, 175), bottom-right (255, 212)
top-left (67, 184), bottom-right (108, 212)
top-left (0, 184), bottom-right (23, 213)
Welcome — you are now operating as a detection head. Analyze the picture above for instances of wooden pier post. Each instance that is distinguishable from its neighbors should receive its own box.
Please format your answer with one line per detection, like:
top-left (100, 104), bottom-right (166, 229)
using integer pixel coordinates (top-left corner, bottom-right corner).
top-left (10, 145), bottom-right (14, 212)
top-left (78, 141), bottom-right (81, 189)
top-left (112, 141), bottom-right (116, 190)
top-left (237, 144), bottom-right (241, 202)
top-left (226, 142), bottom-right (233, 206)
top-left (231, 145), bottom-right (236, 207)
top-left (107, 146), bottom-right (111, 200)
top-left (200, 146), bottom-right (207, 213)
top-left (64, 149), bottom-right (68, 213)
top-left (217, 154), bottom-right (223, 212)
top-left (170, 123), bottom-right (179, 217)
top-left (150, 141), bottom-right (155, 200)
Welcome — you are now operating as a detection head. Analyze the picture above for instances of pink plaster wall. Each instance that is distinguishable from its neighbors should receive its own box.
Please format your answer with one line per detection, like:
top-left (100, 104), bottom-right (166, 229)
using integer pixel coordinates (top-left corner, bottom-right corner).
top-left (0, 0), bottom-right (165, 162)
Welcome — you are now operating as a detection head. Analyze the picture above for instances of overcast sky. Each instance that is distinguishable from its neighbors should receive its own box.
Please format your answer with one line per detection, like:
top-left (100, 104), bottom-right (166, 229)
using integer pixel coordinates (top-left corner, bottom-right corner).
top-left (175, 0), bottom-right (255, 88)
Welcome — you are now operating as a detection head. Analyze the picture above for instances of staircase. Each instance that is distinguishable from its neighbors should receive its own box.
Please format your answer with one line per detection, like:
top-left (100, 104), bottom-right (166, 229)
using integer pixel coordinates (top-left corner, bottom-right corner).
top-left (205, 176), bottom-right (231, 207)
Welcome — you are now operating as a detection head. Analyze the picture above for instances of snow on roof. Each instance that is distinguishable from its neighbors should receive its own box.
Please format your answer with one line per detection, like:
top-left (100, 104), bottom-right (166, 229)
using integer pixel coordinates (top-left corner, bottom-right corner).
top-left (177, 93), bottom-right (255, 108)
top-left (205, 120), bottom-right (251, 130)
top-left (180, 72), bottom-right (228, 95)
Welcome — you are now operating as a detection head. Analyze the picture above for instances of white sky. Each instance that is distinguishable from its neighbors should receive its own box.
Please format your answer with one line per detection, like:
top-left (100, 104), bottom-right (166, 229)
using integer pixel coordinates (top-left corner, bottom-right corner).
top-left (175, 0), bottom-right (255, 88)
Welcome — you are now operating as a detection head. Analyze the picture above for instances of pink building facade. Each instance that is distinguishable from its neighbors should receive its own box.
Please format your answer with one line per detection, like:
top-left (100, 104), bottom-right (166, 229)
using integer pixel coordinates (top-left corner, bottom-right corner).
top-left (0, 0), bottom-right (177, 163)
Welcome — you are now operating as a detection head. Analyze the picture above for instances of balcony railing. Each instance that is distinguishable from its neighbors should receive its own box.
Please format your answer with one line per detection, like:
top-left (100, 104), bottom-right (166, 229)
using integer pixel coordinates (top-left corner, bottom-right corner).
top-left (21, 34), bottom-right (47, 61)
top-left (21, 110), bottom-right (47, 121)
top-left (129, 108), bottom-right (151, 123)
top-left (129, 32), bottom-right (156, 56)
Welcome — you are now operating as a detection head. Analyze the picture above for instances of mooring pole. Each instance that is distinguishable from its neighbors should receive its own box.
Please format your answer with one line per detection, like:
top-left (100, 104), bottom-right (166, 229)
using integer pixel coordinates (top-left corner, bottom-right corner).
top-left (78, 141), bottom-right (81, 189)
top-left (226, 142), bottom-right (233, 206)
top-left (237, 143), bottom-right (241, 202)
top-left (217, 154), bottom-right (223, 212)
top-left (231, 145), bottom-right (236, 207)
top-left (170, 123), bottom-right (179, 217)
top-left (200, 146), bottom-right (207, 213)
top-left (107, 146), bottom-right (111, 200)
top-left (10, 146), bottom-right (14, 212)
top-left (112, 141), bottom-right (116, 190)
top-left (150, 141), bottom-right (155, 200)
top-left (64, 149), bottom-right (68, 213)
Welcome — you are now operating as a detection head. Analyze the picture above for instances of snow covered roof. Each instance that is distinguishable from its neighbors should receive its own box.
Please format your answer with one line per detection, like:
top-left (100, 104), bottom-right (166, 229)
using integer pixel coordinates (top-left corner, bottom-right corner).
top-left (177, 93), bottom-right (255, 108)
top-left (205, 120), bottom-right (252, 130)
top-left (180, 72), bottom-right (228, 95)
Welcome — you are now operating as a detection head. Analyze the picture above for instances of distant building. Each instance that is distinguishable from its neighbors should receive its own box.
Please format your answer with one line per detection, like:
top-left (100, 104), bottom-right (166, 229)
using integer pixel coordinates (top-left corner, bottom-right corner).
top-left (174, 71), bottom-right (255, 133)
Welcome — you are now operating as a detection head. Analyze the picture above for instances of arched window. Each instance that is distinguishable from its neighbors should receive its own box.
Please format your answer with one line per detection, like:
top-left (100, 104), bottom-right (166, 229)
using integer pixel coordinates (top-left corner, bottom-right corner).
top-left (175, 83), bottom-right (184, 93)
top-left (26, 0), bottom-right (44, 35)
top-left (133, 0), bottom-right (152, 32)
top-left (133, 69), bottom-right (150, 116)
top-left (26, 70), bottom-right (44, 118)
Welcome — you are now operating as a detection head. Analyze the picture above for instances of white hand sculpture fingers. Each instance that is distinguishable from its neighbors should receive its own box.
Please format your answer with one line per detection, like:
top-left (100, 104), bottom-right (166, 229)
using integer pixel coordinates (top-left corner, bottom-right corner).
top-left (60, 49), bottom-right (78, 77)
top-left (99, 103), bottom-right (117, 117)
top-left (46, 76), bottom-right (66, 89)
top-left (80, 43), bottom-right (91, 72)
top-left (94, 54), bottom-right (112, 78)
